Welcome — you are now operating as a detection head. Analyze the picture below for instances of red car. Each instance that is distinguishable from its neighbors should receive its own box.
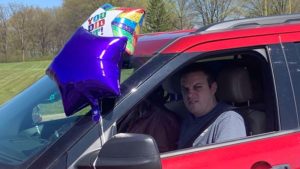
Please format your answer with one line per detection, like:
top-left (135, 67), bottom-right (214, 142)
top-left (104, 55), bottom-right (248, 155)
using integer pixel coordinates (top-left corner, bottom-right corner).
top-left (1, 14), bottom-right (300, 169)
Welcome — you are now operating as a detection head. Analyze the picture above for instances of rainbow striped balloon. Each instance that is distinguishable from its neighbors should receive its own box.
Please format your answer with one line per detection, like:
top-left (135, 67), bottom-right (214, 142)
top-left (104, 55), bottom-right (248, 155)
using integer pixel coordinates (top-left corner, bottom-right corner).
top-left (82, 4), bottom-right (145, 55)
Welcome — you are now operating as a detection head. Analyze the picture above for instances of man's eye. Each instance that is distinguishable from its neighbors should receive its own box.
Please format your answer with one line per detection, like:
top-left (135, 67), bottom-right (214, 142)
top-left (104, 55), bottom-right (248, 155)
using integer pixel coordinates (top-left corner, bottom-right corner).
top-left (195, 85), bottom-right (203, 90)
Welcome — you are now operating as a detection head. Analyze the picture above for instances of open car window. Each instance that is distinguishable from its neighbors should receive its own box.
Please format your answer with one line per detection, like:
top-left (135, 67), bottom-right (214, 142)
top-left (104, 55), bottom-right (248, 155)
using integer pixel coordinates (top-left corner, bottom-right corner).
top-left (118, 48), bottom-right (278, 154)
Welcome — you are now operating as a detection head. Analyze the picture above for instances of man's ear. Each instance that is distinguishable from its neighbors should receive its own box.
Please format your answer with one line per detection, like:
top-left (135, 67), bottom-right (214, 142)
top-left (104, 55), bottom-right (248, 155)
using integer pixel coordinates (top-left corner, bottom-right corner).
top-left (211, 82), bottom-right (217, 95)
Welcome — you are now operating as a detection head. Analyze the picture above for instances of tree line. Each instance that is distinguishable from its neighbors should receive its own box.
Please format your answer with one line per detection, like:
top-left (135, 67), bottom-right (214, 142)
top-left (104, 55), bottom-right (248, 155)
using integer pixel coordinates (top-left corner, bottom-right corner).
top-left (0, 0), bottom-right (299, 63)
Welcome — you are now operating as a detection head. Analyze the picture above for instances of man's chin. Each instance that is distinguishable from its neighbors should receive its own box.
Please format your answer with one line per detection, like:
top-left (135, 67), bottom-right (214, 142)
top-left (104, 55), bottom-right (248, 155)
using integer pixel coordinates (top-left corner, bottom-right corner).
top-left (188, 107), bottom-right (198, 115)
top-left (188, 107), bottom-right (205, 117)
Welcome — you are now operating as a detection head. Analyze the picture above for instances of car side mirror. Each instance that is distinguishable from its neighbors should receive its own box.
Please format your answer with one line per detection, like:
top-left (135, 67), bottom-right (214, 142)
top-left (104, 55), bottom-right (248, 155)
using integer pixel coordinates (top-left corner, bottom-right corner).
top-left (76, 133), bottom-right (162, 169)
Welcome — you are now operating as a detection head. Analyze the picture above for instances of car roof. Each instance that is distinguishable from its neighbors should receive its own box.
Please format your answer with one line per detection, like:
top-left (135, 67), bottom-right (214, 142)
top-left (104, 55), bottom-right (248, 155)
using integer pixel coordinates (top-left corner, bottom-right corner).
top-left (133, 29), bottom-right (196, 57)
top-left (161, 14), bottom-right (300, 54)
top-left (130, 14), bottom-right (300, 69)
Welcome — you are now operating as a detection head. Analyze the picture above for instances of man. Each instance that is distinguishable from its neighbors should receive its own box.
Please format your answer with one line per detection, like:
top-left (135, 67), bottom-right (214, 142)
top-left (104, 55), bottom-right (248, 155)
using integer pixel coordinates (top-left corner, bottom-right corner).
top-left (178, 65), bottom-right (246, 149)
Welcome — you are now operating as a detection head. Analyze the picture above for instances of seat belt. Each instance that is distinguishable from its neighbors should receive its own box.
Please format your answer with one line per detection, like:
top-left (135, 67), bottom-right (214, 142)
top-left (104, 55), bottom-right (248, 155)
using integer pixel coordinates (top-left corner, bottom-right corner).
top-left (183, 106), bottom-right (235, 148)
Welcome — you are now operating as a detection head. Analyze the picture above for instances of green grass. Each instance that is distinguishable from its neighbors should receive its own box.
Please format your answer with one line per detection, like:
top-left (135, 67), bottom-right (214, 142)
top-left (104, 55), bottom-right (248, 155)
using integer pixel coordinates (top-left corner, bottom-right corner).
top-left (0, 60), bottom-right (51, 105)
top-left (0, 61), bottom-right (134, 105)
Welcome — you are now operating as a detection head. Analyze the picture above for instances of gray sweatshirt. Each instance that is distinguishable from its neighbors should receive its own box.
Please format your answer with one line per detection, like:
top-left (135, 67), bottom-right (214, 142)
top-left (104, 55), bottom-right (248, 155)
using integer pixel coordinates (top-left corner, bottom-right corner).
top-left (193, 111), bottom-right (246, 147)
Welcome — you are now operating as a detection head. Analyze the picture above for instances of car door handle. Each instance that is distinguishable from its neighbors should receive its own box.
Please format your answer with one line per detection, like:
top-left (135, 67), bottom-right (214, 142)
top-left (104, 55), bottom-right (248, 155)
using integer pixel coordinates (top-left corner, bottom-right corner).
top-left (272, 164), bottom-right (291, 169)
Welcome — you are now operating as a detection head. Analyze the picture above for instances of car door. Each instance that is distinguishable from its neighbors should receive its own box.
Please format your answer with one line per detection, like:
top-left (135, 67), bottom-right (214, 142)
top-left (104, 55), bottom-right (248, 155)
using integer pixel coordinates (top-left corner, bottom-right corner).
top-left (158, 38), bottom-right (300, 168)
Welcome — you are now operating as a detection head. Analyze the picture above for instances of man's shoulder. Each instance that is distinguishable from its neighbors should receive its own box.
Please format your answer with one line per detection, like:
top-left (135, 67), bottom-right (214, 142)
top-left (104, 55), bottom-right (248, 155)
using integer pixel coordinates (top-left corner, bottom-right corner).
top-left (216, 110), bottom-right (244, 122)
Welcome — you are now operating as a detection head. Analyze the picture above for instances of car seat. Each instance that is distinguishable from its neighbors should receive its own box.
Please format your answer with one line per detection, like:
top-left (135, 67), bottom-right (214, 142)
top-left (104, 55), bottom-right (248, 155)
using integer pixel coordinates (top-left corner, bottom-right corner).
top-left (162, 75), bottom-right (190, 120)
top-left (216, 66), bottom-right (267, 135)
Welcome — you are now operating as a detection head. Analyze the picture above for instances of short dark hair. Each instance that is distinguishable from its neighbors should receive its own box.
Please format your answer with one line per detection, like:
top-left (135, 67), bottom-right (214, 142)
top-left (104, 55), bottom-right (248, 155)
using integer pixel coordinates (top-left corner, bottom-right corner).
top-left (180, 63), bottom-right (216, 87)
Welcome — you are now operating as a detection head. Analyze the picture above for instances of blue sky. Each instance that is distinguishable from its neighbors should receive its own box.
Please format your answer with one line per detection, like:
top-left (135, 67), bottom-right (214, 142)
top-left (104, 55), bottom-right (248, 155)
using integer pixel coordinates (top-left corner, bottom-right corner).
top-left (0, 0), bottom-right (62, 8)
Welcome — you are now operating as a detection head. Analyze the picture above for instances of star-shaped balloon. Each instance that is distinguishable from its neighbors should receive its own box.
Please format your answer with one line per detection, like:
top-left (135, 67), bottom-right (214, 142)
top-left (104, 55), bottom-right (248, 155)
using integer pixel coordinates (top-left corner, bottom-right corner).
top-left (46, 27), bottom-right (127, 117)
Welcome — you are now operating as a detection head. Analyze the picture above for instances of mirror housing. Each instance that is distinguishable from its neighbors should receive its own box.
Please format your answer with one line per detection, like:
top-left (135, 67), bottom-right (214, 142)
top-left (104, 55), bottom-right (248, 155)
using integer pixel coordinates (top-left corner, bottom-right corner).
top-left (76, 133), bottom-right (162, 169)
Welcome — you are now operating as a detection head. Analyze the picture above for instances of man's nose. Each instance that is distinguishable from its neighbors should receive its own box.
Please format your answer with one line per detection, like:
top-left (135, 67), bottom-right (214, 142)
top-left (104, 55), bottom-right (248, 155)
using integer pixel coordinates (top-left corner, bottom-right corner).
top-left (185, 89), bottom-right (195, 99)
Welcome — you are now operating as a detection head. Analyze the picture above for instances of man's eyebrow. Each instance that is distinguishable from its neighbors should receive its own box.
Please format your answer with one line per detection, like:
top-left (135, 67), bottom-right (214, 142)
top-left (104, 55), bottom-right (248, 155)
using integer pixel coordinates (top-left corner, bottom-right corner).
top-left (194, 82), bottom-right (205, 85)
top-left (181, 82), bottom-right (204, 88)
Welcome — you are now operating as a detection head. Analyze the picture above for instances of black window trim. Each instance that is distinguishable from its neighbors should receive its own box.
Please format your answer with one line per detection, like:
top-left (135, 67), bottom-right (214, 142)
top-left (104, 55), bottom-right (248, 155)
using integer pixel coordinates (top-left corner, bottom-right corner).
top-left (268, 44), bottom-right (298, 130)
top-left (280, 42), bottom-right (300, 127)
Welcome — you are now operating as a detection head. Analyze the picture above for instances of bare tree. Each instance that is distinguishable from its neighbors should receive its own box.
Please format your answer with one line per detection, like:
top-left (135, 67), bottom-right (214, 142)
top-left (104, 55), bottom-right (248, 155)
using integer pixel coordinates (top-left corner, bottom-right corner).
top-left (48, 8), bottom-right (65, 56)
top-left (242, 0), bottom-right (264, 17)
top-left (0, 6), bottom-right (8, 62)
top-left (271, 0), bottom-right (289, 14)
top-left (169, 0), bottom-right (195, 29)
top-left (8, 4), bottom-right (29, 62)
top-left (26, 8), bottom-right (53, 57)
top-left (242, 0), bottom-right (300, 17)
top-left (269, 0), bottom-right (300, 15)
top-left (242, 0), bottom-right (264, 16)
top-left (193, 0), bottom-right (236, 26)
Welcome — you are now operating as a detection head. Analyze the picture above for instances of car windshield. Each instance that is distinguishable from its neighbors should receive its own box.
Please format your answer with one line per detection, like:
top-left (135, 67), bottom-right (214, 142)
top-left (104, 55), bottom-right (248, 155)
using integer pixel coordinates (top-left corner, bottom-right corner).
top-left (0, 53), bottom-right (174, 166)
top-left (0, 76), bottom-right (90, 165)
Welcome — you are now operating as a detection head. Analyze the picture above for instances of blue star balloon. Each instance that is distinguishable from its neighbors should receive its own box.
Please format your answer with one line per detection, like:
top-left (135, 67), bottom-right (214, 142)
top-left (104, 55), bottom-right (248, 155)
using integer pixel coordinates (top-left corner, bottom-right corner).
top-left (46, 27), bottom-right (127, 118)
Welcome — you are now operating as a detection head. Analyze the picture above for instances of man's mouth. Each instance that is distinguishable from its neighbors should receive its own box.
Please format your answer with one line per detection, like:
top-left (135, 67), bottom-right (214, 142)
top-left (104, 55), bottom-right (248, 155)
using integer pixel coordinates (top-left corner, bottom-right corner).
top-left (188, 100), bottom-right (198, 105)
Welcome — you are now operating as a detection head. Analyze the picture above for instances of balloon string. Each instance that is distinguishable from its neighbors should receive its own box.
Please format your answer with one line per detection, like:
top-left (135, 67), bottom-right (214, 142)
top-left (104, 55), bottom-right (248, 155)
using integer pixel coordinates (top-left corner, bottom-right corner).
top-left (79, 86), bottom-right (106, 147)
top-left (99, 115), bottom-right (106, 145)
top-left (93, 117), bottom-right (105, 169)
top-left (91, 100), bottom-right (106, 147)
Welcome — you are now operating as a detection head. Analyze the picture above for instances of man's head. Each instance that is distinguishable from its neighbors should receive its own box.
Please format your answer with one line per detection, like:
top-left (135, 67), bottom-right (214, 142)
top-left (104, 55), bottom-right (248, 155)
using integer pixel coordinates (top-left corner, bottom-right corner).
top-left (180, 65), bottom-right (217, 117)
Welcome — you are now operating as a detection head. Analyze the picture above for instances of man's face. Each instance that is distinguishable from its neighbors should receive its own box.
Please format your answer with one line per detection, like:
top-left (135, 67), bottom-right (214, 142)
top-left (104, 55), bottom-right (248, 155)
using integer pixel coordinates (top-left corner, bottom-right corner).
top-left (180, 71), bottom-right (217, 117)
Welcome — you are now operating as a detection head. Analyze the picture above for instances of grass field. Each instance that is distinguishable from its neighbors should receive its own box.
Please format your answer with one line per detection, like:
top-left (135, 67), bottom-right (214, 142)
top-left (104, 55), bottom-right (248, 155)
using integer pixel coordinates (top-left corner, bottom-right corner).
top-left (0, 61), bottom-right (51, 105)
top-left (0, 60), bottom-right (133, 105)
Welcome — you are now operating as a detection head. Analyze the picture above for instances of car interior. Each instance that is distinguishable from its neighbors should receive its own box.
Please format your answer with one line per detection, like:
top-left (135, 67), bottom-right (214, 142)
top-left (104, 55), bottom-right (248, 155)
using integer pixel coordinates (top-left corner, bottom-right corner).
top-left (164, 50), bottom-right (278, 134)
top-left (118, 48), bottom-right (278, 152)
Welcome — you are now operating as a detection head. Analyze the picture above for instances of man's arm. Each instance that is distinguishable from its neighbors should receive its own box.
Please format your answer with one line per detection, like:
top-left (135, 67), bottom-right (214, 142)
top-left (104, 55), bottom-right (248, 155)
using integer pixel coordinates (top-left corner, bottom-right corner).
top-left (214, 111), bottom-right (246, 143)
top-left (192, 111), bottom-right (246, 147)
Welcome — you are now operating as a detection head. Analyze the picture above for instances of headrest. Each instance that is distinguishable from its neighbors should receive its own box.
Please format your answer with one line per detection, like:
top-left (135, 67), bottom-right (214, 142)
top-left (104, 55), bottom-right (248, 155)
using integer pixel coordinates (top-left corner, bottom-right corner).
top-left (162, 74), bottom-right (181, 95)
top-left (216, 66), bottom-right (253, 103)
top-left (147, 86), bottom-right (165, 106)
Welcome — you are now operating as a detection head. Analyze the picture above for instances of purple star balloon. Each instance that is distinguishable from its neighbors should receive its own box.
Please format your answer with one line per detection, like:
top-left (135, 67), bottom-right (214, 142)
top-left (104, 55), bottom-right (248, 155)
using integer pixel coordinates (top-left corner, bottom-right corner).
top-left (46, 27), bottom-right (127, 118)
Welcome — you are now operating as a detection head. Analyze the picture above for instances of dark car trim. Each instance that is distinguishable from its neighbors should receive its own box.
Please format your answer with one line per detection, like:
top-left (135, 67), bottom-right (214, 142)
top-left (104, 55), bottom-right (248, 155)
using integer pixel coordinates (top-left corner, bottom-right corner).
top-left (281, 42), bottom-right (300, 127)
top-left (268, 44), bottom-right (298, 130)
